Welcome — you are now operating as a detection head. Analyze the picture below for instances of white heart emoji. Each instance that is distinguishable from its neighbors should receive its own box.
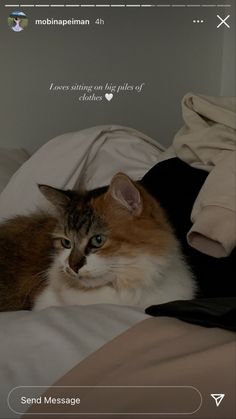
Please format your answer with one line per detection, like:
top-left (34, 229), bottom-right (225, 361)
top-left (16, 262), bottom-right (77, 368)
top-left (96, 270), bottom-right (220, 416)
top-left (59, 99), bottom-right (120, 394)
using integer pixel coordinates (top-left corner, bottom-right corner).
top-left (105, 93), bottom-right (113, 101)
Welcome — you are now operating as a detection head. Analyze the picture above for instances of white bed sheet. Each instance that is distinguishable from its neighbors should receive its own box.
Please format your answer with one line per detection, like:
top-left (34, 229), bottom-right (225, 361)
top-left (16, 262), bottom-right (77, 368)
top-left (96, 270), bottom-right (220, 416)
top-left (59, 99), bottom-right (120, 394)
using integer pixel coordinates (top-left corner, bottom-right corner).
top-left (0, 304), bottom-right (148, 418)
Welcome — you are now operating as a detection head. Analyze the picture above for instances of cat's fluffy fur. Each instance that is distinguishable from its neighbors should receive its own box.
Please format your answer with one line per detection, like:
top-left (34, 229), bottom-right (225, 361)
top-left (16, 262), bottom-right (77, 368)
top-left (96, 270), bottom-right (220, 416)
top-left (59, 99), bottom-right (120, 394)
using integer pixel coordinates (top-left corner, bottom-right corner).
top-left (35, 173), bottom-right (196, 310)
top-left (0, 173), bottom-right (196, 311)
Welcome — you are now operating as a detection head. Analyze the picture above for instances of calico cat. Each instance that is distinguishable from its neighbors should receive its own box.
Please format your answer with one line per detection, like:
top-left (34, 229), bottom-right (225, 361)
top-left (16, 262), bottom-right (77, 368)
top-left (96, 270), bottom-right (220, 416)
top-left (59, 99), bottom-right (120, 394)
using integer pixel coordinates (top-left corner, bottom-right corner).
top-left (0, 173), bottom-right (195, 311)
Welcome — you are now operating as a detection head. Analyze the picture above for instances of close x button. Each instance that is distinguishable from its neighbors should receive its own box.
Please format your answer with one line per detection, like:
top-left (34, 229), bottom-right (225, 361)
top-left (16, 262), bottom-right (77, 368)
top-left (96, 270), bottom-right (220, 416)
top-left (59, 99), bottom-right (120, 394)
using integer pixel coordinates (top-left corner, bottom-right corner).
top-left (217, 14), bottom-right (230, 29)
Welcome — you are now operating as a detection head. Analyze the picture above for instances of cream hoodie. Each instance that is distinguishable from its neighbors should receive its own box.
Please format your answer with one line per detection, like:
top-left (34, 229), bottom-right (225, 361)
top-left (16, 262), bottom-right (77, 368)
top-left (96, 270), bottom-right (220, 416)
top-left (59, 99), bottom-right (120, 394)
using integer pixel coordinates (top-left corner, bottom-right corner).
top-left (159, 93), bottom-right (236, 258)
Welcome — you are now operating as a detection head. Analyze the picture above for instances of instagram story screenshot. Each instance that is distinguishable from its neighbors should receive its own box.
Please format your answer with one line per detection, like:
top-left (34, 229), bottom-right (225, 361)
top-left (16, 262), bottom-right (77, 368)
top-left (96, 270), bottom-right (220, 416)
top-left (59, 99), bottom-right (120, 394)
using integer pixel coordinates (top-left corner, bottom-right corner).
top-left (0, 0), bottom-right (235, 418)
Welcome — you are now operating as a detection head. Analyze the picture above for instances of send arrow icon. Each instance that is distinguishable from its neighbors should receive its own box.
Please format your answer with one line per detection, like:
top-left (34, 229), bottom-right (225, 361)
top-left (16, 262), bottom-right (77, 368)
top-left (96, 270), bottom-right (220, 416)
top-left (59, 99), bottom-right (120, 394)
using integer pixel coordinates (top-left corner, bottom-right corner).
top-left (211, 394), bottom-right (225, 407)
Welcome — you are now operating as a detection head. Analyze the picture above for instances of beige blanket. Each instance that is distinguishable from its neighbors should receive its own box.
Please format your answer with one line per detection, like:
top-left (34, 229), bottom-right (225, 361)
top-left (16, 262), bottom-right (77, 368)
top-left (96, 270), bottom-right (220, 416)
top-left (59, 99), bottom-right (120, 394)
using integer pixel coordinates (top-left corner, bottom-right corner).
top-left (24, 317), bottom-right (236, 419)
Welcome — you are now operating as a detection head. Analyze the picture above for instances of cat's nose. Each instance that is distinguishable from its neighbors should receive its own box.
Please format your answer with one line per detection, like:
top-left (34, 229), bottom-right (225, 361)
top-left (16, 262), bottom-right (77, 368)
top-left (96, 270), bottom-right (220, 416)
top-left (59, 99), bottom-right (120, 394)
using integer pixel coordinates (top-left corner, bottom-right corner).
top-left (69, 256), bottom-right (86, 274)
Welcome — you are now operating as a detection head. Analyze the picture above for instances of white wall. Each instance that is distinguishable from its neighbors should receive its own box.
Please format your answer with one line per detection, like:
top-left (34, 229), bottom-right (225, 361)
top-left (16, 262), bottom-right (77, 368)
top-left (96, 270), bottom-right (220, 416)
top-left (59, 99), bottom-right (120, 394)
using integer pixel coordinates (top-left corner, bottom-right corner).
top-left (0, 2), bottom-right (234, 153)
top-left (221, 16), bottom-right (236, 96)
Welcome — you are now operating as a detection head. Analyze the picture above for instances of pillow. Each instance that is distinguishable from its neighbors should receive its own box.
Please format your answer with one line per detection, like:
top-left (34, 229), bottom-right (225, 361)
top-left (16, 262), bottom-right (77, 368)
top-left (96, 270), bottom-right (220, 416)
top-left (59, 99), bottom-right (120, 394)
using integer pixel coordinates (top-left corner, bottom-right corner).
top-left (0, 147), bottom-right (29, 194)
top-left (0, 125), bottom-right (164, 222)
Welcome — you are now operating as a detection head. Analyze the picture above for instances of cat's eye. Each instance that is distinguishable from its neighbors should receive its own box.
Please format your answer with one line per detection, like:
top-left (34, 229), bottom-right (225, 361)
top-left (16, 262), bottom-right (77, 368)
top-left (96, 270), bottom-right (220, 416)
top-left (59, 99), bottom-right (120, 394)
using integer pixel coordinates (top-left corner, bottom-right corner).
top-left (61, 238), bottom-right (71, 249)
top-left (90, 235), bottom-right (106, 248)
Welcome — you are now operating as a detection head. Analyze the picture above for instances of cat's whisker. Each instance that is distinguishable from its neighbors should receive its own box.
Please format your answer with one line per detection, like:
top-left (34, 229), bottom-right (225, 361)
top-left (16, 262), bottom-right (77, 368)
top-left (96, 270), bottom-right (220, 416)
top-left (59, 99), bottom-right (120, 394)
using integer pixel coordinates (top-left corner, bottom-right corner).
top-left (35, 269), bottom-right (50, 279)
top-left (110, 262), bottom-right (135, 269)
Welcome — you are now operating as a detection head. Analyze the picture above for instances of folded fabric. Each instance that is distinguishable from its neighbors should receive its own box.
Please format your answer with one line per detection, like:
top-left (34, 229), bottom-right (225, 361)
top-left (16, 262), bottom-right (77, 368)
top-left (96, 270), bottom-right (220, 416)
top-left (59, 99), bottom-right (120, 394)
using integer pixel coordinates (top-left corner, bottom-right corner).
top-left (173, 93), bottom-right (236, 171)
top-left (0, 125), bottom-right (164, 222)
top-left (157, 93), bottom-right (236, 258)
top-left (146, 298), bottom-right (236, 332)
top-left (187, 152), bottom-right (236, 257)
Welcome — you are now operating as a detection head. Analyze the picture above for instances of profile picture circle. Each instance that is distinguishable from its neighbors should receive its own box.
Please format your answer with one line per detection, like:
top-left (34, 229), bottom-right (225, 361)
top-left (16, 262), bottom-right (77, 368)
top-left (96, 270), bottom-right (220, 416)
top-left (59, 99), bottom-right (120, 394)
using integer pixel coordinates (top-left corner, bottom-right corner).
top-left (8, 11), bottom-right (28, 32)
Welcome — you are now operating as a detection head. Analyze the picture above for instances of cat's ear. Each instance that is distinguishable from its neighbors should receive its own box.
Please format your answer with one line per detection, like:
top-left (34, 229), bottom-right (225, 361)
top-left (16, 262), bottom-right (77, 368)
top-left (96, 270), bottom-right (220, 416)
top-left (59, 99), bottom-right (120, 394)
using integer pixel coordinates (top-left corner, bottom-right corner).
top-left (109, 173), bottom-right (142, 216)
top-left (38, 185), bottom-right (71, 212)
